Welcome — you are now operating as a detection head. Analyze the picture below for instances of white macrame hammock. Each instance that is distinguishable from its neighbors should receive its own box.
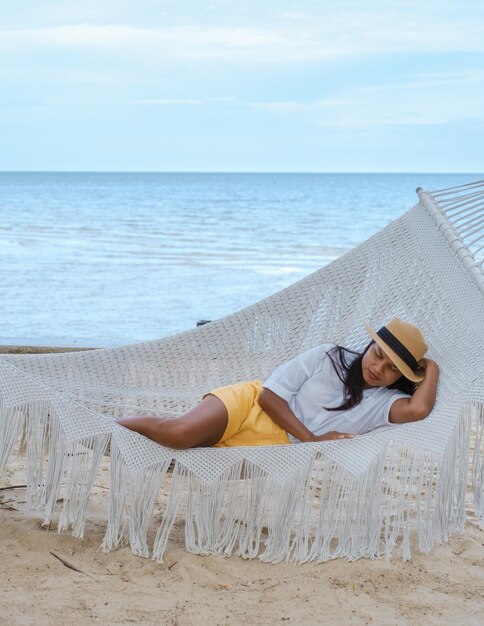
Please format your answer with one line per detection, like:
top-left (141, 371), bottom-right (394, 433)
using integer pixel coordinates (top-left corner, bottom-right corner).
top-left (1, 180), bottom-right (483, 564)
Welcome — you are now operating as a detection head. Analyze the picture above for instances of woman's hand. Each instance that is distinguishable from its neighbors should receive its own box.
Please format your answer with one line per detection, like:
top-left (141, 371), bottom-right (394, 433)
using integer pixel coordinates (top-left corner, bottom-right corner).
top-left (310, 431), bottom-right (354, 441)
top-left (416, 357), bottom-right (439, 377)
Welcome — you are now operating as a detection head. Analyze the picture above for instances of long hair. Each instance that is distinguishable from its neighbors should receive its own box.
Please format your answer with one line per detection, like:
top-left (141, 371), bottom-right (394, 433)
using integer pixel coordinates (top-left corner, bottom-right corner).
top-left (324, 341), bottom-right (417, 412)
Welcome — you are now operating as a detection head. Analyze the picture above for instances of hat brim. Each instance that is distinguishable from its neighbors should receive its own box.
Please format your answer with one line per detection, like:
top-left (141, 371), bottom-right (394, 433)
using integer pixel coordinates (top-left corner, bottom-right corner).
top-left (363, 322), bottom-right (424, 383)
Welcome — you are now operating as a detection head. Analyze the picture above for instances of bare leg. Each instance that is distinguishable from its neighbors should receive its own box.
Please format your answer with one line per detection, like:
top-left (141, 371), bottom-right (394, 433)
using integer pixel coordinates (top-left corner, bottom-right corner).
top-left (116, 394), bottom-right (228, 449)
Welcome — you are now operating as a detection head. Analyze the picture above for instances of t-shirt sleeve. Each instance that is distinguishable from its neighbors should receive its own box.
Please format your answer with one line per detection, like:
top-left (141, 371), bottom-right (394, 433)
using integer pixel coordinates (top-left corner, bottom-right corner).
top-left (380, 390), bottom-right (412, 427)
top-left (262, 343), bottom-right (335, 403)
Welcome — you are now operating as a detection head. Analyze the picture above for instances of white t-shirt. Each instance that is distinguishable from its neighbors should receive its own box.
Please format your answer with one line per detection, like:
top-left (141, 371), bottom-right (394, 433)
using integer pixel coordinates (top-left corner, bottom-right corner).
top-left (263, 343), bottom-right (410, 443)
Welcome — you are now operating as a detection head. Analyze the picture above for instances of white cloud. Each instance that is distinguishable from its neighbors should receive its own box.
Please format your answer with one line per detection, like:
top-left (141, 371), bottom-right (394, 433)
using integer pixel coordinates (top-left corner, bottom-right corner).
top-left (355, 69), bottom-right (484, 94)
top-left (0, 25), bottom-right (295, 62)
top-left (250, 70), bottom-right (484, 128)
top-left (129, 96), bottom-right (237, 106)
top-left (250, 101), bottom-right (303, 112)
top-left (131, 98), bottom-right (205, 106)
top-left (250, 98), bottom-right (351, 112)
top-left (1, 12), bottom-right (484, 66)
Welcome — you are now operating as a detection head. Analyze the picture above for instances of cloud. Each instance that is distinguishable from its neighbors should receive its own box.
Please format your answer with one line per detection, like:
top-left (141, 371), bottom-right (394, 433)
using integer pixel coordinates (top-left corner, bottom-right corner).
top-left (1, 12), bottom-right (484, 66)
top-left (129, 96), bottom-right (237, 106)
top-left (250, 101), bottom-right (304, 112)
top-left (0, 25), bottom-right (297, 62)
top-left (131, 98), bottom-right (205, 106)
top-left (250, 70), bottom-right (484, 128)
top-left (250, 99), bottom-right (351, 112)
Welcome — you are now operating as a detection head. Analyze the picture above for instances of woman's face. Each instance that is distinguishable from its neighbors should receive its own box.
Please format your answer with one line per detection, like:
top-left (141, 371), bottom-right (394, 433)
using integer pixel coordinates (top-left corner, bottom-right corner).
top-left (361, 342), bottom-right (403, 388)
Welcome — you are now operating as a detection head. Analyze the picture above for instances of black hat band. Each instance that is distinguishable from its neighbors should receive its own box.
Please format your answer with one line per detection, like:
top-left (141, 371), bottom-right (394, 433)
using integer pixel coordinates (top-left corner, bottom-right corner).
top-left (377, 327), bottom-right (418, 371)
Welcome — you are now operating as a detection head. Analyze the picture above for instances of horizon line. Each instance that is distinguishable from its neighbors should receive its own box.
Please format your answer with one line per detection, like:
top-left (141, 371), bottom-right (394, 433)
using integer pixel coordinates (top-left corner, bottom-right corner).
top-left (0, 170), bottom-right (482, 175)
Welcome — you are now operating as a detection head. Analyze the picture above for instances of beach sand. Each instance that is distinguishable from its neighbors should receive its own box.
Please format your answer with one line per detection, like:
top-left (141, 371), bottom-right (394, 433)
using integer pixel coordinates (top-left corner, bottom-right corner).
top-left (1, 347), bottom-right (483, 625)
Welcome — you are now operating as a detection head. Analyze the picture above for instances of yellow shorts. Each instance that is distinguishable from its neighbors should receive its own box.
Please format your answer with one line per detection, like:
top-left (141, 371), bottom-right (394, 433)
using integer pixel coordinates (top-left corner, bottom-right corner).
top-left (205, 380), bottom-right (290, 448)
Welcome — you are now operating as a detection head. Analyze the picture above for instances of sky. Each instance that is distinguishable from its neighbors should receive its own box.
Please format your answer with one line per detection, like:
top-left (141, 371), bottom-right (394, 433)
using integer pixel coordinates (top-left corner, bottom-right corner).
top-left (1, 0), bottom-right (483, 172)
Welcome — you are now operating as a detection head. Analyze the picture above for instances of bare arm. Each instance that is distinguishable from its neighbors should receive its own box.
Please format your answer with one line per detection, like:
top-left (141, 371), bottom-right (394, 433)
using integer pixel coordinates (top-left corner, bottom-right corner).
top-left (389, 358), bottom-right (440, 424)
top-left (258, 388), bottom-right (354, 442)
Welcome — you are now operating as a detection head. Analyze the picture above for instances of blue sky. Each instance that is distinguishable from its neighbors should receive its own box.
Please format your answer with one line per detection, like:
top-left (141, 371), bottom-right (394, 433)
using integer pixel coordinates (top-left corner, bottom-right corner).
top-left (1, 1), bottom-right (483, 172)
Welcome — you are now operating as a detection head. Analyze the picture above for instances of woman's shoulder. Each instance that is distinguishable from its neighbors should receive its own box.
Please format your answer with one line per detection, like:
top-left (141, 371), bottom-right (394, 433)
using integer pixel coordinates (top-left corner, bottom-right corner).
top-left (316, 343), bottom-right (341, 363)
top-left (291, 343), bottom-right (338, 374)
top-left (323, 343), bottom-right (362, 364)
top-left (298, 342), bottom-right (337, 357)
top-left (320, 342), bottom-right (338, 352)
top-left (372, 386), bottom-right (412, 401)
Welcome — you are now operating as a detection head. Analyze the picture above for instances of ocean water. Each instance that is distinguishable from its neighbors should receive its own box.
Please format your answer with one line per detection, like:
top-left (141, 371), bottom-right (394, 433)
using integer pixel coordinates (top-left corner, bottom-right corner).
top-left (0, 172), bottom-right (477, 347)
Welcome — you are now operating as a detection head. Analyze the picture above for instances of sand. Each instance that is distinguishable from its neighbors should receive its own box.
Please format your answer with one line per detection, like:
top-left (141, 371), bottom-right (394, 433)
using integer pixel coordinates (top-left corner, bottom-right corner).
top-left (1, 448), bottom-right (483, 626)
top-left (1, 346), bottom-right (483, 625)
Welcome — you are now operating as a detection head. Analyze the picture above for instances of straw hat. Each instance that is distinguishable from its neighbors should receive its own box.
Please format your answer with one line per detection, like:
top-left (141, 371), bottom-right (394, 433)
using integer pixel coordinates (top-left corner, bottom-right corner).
top-left (363, 318), bottom-right (428, 382)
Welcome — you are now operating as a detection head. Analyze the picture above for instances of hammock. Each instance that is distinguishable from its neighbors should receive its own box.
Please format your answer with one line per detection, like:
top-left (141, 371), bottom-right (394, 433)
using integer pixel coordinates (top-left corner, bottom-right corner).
top-left (1, 179), bottom-right (483, 564)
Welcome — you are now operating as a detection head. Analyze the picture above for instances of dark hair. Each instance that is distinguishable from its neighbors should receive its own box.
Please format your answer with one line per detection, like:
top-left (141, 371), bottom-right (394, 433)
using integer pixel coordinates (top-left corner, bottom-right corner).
top-left (324, 341), bottom-right (417, 411)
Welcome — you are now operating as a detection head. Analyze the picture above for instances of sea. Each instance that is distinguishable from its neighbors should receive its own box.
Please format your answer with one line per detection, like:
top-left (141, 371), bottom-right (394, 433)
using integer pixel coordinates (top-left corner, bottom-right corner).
top-left (0, 172), bottom-right (478, 348)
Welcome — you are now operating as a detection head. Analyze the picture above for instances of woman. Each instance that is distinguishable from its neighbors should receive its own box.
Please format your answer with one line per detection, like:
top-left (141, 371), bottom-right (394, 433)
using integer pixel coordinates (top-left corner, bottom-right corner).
top-left (117, 318), bottom-right (439, 449)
